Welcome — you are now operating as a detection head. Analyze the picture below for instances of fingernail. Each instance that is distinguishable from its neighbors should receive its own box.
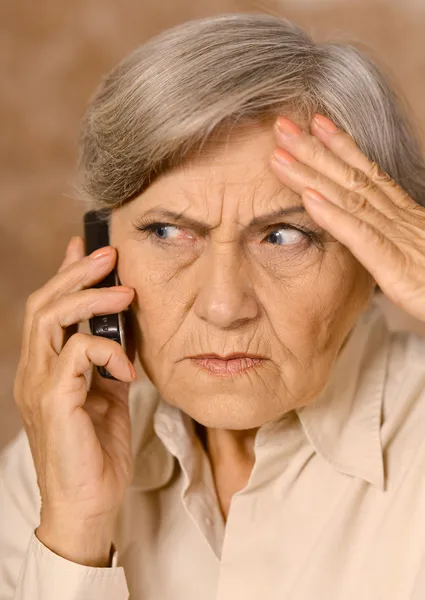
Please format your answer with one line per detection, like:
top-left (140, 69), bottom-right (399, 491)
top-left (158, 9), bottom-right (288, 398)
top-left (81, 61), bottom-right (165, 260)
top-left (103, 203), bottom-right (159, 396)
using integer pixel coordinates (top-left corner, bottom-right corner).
top-left (272, 149), bottom-right (297, 165)
top-left (90, 246), bottom-right (113, 260)
top-left (129, 363), bottom-right (137, 379)
top-left (313, 114), bottom-right (338, 133)
top-left (304, 188), bottom-right (326, 203)
top-left (276, 117), bottom-right (302, 137)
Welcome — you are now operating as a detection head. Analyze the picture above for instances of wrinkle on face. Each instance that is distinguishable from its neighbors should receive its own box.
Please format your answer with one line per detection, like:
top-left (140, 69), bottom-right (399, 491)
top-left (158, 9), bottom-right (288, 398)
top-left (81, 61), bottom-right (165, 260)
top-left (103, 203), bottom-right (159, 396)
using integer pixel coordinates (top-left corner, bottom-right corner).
top-left (110, 121), bottom-right (375, 431)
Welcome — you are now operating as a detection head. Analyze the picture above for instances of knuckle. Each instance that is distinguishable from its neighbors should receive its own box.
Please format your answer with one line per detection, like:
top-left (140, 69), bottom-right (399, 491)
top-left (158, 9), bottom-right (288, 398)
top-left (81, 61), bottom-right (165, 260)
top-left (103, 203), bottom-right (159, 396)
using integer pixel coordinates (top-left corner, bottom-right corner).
top-left (31, 305), bottom-right (51, 331)
top-left (346, 168), bottom-right (371, 194)
top-left (343, 191), bottom-right (369, 215)
top-left (367, 161), bottom-right (391, 185)
top-left (63, 331), bottom-right (90, 352)
top-left (55, 332), bottom-right (90, 372)
top-left (25, 291), bottom-right (43, 315)
top-left (308, 136), bottom-right (325, 161)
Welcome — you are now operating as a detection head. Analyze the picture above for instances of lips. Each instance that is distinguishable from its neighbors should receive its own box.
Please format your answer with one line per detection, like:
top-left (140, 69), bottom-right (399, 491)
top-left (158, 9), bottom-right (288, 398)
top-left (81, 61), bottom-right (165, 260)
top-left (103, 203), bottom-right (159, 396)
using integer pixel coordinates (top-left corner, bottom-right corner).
top-left (189, 353), bottom-right (267, 376)
top-left (189, 352), bottom-right (266, 360)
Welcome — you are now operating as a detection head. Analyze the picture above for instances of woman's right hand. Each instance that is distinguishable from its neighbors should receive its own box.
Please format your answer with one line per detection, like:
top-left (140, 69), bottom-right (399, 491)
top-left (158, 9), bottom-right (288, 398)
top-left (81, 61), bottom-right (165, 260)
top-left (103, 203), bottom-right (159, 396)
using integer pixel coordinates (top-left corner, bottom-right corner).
top-left (13, 235), bottom-right (137, 566)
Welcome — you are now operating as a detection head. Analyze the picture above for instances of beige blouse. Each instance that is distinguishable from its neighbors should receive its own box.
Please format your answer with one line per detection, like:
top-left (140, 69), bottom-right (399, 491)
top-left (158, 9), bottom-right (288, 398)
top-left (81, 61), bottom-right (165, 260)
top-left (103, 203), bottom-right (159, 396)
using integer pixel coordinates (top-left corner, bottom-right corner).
top-left (2, 297), bottom-right (425, 599)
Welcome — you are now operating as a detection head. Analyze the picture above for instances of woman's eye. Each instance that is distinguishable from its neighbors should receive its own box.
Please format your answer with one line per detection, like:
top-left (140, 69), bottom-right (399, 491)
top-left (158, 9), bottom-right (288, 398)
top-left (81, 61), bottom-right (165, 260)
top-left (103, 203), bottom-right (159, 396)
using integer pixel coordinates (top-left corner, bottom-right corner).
top-left (264, 226), bottom-right (306, 246)
top-left (145, 223), bottom-right (193, 241)
top-left (135, 221), bottom-right (315, 248)
top-left (154, 224), bottom-right (180, 239)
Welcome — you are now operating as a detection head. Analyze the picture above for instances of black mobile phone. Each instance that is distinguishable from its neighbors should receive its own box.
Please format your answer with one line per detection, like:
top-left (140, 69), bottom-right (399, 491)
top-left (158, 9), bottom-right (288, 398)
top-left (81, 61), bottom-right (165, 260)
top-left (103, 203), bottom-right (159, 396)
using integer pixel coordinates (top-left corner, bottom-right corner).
top-left (83, 209), bottom-right (127, 380)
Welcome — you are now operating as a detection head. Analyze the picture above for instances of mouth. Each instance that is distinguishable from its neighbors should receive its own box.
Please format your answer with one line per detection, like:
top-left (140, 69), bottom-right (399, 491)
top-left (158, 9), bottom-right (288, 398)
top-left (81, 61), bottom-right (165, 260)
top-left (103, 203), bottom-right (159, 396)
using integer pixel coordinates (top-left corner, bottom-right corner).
top-left (188, 353), bottom-right (267, 376)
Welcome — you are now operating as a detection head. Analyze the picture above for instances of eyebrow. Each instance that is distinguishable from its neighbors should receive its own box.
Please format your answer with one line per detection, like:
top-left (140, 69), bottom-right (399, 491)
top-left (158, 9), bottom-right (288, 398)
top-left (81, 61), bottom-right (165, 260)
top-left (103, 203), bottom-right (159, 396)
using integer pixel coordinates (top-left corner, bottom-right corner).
top-left (138, 206), bottom-right (308, 231)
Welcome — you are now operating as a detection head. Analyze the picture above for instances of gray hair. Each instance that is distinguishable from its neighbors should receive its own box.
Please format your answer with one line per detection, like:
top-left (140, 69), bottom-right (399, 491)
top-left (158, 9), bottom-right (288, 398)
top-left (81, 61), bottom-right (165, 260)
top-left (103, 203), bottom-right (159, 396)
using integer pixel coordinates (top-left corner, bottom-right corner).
top-left (76, 12), bottom-right (425, 213)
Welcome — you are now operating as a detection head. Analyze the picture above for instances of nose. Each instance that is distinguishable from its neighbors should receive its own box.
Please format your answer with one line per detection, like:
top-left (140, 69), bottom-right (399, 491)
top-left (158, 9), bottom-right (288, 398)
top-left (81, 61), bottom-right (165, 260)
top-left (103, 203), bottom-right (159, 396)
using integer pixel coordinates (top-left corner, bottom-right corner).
top-left (193, 246), bottom-right (259, 329)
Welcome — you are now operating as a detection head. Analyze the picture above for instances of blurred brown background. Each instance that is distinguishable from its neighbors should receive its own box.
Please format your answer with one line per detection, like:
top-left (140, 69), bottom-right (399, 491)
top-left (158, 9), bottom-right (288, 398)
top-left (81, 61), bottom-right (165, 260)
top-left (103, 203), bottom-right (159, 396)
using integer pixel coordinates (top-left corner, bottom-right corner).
top-left (2, 0), bottom-right (425, 452)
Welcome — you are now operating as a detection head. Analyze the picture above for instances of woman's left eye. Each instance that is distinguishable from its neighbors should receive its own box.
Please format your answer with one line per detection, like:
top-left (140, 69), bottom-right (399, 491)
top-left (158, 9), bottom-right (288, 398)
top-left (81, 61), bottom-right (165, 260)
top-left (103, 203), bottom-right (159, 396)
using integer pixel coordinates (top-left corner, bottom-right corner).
top-left (263, 226), bottom-right (307, 246)
top-left (152, 224), bottom-right (184, 239)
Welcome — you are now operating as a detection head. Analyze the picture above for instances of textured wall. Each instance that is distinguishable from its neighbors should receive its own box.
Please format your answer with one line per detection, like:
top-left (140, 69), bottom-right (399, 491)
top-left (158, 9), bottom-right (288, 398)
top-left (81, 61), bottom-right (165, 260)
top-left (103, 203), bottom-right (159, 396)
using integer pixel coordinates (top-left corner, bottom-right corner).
top-left (2, 0), bottom-right (425, 451)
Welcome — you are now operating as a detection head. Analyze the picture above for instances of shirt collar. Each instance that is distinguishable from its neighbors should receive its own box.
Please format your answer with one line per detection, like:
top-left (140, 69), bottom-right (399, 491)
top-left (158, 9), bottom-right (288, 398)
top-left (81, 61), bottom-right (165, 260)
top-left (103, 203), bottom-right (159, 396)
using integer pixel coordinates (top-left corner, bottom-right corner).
top-left (129, 297), bottom-right (389, 493)
top-left (127, 379), bottom-right (176, 491)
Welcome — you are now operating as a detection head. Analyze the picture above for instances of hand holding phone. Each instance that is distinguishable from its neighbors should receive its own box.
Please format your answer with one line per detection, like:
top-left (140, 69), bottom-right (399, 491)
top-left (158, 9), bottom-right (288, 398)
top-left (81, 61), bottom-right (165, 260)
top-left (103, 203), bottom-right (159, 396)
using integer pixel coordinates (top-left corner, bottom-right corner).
top-left (13, 231), bottom-right (137, 567)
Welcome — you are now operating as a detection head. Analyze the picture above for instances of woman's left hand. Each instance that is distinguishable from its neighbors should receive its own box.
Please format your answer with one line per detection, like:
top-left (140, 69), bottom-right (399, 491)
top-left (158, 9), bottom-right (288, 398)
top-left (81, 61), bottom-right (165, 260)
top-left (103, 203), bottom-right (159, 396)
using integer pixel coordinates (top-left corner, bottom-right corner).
top-left (269, 113), bottom-right (425, 323)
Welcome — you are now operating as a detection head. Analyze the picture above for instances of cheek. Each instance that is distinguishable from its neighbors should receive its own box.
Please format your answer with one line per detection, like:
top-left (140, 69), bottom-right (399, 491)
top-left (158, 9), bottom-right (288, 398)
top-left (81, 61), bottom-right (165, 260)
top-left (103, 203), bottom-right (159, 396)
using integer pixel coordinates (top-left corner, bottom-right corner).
top-left (124, 263), bottom-right (193, 350)
top-left (120, 248), bottom-right (191, 304)
top-left (306, 259), bottom-right (373, 355)
top-left (261, 249), bottom-right (369, 356)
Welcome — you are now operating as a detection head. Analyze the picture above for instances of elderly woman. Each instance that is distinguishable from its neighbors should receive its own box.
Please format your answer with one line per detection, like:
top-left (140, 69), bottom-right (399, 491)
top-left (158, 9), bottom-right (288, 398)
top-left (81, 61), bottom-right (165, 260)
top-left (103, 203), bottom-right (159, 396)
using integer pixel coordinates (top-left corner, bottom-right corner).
top-left (2, 12), bottom-right (425, 600)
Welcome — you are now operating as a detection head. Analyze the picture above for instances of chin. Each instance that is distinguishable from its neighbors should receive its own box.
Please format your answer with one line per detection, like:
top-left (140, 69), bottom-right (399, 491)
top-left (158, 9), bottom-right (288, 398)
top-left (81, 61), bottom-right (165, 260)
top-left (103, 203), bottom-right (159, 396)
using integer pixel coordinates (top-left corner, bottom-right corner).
top-left (178, 391), bottom-right (284, 431)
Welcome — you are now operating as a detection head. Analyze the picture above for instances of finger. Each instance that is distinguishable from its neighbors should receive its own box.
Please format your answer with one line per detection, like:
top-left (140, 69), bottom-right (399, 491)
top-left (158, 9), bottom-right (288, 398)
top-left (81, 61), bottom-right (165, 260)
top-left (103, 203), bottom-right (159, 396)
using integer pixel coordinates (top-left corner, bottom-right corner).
top-left (310, 114), bottom-right (418, 211)
top-left (51, 332), bottom-right (135, 414)
top-left (57, 236), bottom-right (85, 274)
top-left (20, 247), bottom-right (117, 369)
top-left (270, 148), bottom-right (395, 237)
top-left (39, 245), bottom-right (117, 311)
top-left (27, 286), bottom-right (135, 376)
top-left (301, 187), bottom-right (402, 286)
top-left (273, 117), bottom-right (400, 218)
top-left (57, 238), bottom-right (87, 344)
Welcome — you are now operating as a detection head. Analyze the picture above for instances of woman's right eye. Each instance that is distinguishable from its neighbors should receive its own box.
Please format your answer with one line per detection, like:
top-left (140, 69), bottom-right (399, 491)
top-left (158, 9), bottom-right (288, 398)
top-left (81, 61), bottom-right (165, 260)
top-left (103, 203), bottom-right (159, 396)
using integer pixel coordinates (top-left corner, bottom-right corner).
top-left (135, 222), bottom-right (193, 242)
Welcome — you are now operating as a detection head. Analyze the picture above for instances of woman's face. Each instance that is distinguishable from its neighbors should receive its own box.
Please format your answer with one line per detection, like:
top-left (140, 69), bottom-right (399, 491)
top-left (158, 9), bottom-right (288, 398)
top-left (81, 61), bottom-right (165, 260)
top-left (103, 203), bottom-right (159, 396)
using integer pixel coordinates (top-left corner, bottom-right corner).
top-left (110, 122), bottom-right (375, 430)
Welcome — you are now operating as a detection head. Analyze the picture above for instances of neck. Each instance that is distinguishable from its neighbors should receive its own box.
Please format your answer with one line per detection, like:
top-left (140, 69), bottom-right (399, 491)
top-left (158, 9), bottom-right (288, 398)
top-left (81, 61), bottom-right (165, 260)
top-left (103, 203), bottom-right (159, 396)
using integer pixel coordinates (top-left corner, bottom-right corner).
top-left (194, 420), bottom-right (257, 461)
top-left (193, 420), bottom-right (258, 520)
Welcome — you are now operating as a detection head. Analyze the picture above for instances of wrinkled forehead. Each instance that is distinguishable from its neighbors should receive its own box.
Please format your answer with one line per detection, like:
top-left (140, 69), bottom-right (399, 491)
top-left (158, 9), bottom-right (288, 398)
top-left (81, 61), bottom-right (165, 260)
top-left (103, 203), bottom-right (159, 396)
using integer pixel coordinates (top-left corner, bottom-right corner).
top-left (142, 118), bottom-right (307, 202)
top-left (112, 114), bottom-right (314, 231)
top-left (179, 114), bottom-right (310, 173)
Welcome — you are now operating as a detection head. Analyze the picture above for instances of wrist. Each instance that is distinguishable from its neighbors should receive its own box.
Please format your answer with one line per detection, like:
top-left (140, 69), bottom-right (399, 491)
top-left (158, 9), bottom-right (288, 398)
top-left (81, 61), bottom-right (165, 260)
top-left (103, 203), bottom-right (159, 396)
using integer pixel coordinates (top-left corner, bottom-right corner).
top-left (36, 518), bottom-right (116, 568)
